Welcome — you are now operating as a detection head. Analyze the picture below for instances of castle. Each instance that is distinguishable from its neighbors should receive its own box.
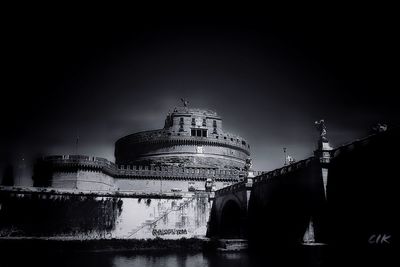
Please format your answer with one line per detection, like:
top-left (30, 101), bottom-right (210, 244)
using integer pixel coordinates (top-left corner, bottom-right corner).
top-left (33, 104), bottom-right (261, 193)
top-left (2, 102), bottom-right (397, 249)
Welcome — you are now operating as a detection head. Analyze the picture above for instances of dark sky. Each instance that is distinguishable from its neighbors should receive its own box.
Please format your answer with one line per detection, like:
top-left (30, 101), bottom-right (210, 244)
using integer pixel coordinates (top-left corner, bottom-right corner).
top-left (2, 10), bottom-right (399, 185)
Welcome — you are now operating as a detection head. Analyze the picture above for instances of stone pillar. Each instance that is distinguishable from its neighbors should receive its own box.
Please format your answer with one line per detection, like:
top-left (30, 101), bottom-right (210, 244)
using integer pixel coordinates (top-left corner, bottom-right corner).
top-left (316, 139), bottom-right (332, 200)
top-left (205, 177), bottom-right (216, 201)
top-left (314, 120), bottom-right (332, 200)
top-left (245, 170), bottom-right (254, 210)
top-left (243, 157), bottom-right (254, 210)
top-left (303, 120), bottom-right (333, 245)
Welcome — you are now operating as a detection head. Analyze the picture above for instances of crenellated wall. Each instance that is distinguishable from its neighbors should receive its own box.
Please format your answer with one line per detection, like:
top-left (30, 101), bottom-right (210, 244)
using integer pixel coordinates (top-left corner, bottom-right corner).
top-left (34, 155), bottom-right (257, 192)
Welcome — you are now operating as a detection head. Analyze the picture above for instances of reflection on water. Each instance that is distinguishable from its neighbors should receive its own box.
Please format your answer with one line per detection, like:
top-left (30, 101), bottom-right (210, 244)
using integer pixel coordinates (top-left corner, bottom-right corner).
top-left (112, 252), bottom-right (253, 267)
top-left (2, 241), bottom-right (394, 267)
top-left (2, 250), bottom-right (325, 267)
top-left (114, 253), bottom-right (207, 267)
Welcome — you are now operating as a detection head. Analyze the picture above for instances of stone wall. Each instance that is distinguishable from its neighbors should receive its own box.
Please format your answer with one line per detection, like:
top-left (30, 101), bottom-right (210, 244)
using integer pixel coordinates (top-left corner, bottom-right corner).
top-left (51, 171), bottom-right (114, 191)
top-left (115, 135), bottom-right (250, 169)
top-left (35, 155), bottom-right (251, 192)
top-left (0, 190), bottom-right (122, 238)
top-left (112, 193), bottom-right (212, 239)
top-left (115, 178), bottom-right (233, 193)
top-left (0, 188), bottom-right (212, 240)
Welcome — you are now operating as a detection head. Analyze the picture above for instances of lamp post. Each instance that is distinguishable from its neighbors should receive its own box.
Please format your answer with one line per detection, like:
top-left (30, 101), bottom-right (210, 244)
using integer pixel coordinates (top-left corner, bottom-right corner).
top-left (283, 147), bottom-right (287, 166)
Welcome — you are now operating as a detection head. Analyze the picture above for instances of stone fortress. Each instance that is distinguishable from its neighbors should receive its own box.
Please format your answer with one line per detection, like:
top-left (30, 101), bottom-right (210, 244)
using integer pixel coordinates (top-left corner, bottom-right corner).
top-left (33, 101), bottom-right (262, 193)
top-left (2, 100), bottom-right (396, 246)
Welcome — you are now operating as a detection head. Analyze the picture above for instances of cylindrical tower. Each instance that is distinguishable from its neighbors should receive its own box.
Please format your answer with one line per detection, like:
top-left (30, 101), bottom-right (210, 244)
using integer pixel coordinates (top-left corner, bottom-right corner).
top-left (115, 107), bottom-right (250, 170)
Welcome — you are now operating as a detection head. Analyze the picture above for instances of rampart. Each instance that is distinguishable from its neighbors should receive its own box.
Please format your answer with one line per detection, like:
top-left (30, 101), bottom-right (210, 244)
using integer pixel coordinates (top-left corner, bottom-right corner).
top-left (41, 155), bottom-right (249, 181)
top-left (34, 155), bottom-right (266, 192)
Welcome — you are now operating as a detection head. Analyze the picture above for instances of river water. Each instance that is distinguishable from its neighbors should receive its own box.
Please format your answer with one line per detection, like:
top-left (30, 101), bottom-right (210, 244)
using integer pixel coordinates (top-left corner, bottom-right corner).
top-left (3, 250), bottom-right (327, 267)
top-left (3, 243), bottom-right (394, 267)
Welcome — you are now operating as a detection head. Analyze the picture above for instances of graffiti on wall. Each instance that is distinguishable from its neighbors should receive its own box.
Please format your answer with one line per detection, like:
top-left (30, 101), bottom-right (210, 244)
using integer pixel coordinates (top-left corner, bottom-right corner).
top-left (152, 228), bottom-right (188, 236)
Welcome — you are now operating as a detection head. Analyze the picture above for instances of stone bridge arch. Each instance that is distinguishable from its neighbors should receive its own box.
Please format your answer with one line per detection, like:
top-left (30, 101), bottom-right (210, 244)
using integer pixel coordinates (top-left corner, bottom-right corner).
top-left (219, 199), bottom-right (242, 238)
top-left (207, 181), bottom-right (251, 239)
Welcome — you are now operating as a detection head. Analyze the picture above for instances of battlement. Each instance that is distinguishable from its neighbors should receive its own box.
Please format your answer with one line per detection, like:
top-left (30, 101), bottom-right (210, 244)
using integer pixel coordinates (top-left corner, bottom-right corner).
top-left (42, 155), bottom-right (117, 176)
top-left (117, 165), bottom-right (242, 181)
top-left (41, 155), bottom-right (248, 181)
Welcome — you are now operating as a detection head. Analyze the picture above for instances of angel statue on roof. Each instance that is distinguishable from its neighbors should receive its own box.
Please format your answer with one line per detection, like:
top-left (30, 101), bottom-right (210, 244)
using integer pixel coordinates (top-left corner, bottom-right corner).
top-left (181, 98), bottom-right (189, 107)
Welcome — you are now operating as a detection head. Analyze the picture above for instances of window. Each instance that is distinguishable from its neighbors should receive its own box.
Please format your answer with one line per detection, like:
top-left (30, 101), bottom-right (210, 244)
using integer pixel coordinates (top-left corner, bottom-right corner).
top-left (191, 129), bottom-right (207, 137)
top-left (179, 118), bottom-right (184, 131)
top-left (191, 118), bottom-right (196, 125)
top-left (202, 119), bottom-right (206, 126)
top-left (213, 120), bottom-right (217, 134)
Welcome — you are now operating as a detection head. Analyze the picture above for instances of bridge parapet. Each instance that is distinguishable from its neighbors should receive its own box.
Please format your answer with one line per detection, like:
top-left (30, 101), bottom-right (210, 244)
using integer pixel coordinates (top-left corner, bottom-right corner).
top-left (330, 134), bottom-right (373, 158)
top-left (214, 180), bottom-right (247, 197)
top-left (253, 157), bottom-right (315, 185)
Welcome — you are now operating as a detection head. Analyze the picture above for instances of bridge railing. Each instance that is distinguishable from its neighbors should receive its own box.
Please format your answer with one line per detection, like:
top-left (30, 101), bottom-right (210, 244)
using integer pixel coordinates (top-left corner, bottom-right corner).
top-left (329, 134), bottom-right (373, 158)
top-left (213, 157), bottom-right (316, 197)
top-left (253, 157), bottom-right (315, 185)
top-left (214, 180), bottom-right (247, 197)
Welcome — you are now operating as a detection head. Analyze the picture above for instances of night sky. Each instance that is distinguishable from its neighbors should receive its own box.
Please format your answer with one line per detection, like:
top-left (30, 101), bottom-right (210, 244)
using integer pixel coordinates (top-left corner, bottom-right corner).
top-left (2, 10), bottom-right (398, 185)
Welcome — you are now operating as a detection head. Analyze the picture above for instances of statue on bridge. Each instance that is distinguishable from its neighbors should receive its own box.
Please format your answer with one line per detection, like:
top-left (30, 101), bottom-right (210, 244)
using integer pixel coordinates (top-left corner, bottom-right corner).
top-left (315, 119), bottom-right (328, 142)
top-left (244, 157), bottom-right (252, 171)
top-left (372, 123), bottom-right (388, 133)
top-left (286, 155), bottom-right (296, 165)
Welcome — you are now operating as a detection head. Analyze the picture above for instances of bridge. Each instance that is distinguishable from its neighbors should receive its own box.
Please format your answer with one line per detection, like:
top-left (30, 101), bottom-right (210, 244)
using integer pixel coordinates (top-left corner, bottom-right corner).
top-left (207, 126), bottom-right (399, 249)
top-left (207, 156), bottom-right (326, 245)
